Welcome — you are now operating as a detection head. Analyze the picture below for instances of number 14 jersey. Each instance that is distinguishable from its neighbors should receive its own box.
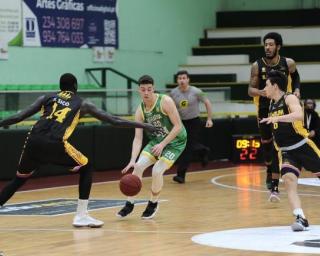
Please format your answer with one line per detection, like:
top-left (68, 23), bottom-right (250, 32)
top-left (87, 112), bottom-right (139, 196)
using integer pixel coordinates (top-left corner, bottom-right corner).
top-left (32, 91), bottom-right (82, 141)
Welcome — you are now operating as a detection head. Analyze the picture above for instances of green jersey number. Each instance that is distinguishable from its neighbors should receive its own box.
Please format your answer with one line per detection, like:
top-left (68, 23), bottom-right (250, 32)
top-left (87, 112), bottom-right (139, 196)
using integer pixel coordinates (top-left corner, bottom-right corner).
top-left (164, 151), bottom-right (175, 160)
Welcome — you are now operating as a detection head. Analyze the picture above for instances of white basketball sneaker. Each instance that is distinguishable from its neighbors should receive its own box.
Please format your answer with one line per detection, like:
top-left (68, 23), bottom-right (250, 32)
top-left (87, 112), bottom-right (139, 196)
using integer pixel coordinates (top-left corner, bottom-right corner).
top-left (73, 214), bottom-right (104, 228)
top-left (268, 191), bottom-right (280, 202)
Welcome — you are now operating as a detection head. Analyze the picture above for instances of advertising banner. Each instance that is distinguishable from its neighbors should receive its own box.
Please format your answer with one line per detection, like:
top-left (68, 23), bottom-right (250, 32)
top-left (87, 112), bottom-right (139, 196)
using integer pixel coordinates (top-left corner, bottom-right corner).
top-left (22, 0), bottom-right (118, 48)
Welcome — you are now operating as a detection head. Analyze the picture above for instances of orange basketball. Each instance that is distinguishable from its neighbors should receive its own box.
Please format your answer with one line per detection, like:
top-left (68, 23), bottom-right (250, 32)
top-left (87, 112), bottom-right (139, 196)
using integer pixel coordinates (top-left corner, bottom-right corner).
top-left (119, 174), bottom-right (142, 196)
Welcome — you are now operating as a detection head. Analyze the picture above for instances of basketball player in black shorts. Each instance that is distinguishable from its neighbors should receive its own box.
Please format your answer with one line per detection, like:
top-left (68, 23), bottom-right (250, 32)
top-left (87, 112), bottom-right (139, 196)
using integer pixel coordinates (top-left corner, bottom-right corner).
top-left (261, 70), bottom-right (320, 231)
top-left (0, 73), bottom-right (157, 228)
top-left (248, 32), bottom-right (301, 201)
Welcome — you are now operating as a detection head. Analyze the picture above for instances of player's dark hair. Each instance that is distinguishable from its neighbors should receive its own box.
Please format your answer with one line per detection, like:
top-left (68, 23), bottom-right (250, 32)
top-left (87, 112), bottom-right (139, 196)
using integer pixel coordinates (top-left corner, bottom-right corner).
top-left (176, 70), bottom-right (189, 78)
top-left (267, 70), bottom-right (287, 91)
top-left (138, 75), bottom-right (154, 85)
top-left (263, 32), bottom-right (283, 46)
top-left (60, 73), bottom-right (77, 92)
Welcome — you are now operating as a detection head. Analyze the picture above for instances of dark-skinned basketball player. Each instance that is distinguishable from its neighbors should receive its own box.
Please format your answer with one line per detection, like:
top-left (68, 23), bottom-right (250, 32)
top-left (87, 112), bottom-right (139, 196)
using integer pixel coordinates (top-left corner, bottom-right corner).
top-left (0, 73), bottom-right (157, 228)
top-left (248, 32), bottom-right (301, 202)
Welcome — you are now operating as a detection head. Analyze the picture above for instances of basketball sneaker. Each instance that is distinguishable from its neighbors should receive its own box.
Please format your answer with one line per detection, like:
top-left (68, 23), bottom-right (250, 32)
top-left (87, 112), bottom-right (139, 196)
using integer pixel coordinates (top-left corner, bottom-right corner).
top-left (268, 182), bottom-right (280, 202)
top-left (268, 189), bottom-right (280, 202)
top-left (141, 201), bottom-right (158, 219)
top-left (72, 214), bottom-right (104, 228)
top-left (173, 175), bottom-right (185, 184)
top-left (116, 201), bottom-right (134, 218)
top-left (291, 215), bottom-right (309, 232)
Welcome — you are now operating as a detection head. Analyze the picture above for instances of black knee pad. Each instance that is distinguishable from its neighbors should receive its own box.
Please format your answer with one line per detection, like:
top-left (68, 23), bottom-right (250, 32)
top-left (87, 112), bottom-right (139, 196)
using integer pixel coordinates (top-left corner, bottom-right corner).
top-left (281, 167), bottom-right (300, 178)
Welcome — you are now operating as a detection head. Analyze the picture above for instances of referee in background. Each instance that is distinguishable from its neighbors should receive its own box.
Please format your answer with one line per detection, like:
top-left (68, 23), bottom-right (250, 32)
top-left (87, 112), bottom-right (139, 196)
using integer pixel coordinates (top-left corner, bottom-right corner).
top-left (170, 70), bottom-right (213, 183)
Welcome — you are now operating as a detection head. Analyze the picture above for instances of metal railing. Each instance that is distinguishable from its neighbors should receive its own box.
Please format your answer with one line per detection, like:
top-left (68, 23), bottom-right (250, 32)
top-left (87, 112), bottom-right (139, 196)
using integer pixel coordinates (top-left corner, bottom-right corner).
top-left (85, 67), bottom-right (139, 114)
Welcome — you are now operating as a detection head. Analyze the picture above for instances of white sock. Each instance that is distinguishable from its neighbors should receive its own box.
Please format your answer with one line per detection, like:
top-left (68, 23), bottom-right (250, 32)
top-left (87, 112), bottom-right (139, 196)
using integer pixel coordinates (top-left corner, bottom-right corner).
top-left (76, 199), bottom-right (88, 217)
top-left (127, 197), bottom-right (134, 204)
top-left (293, 208), bottom-right (305, 218)
top-left (151, 159), bottom-right (168, 195)
top-left (150, 192), bottom-right (160, 203)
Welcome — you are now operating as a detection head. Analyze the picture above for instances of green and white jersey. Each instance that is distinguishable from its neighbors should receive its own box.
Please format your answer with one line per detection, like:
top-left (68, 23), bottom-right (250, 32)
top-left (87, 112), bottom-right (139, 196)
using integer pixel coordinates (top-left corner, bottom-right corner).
top-left (140, 94), bottom-right (187, 166)
top-left (140, 94), bottom-right (187, 143)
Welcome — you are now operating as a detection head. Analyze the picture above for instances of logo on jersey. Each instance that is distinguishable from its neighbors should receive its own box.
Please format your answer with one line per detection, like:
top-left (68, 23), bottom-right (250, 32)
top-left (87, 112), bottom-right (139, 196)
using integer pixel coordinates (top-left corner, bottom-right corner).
top-left (179, 100), bottom-right (188, 108)
top-left (58, 91), bottom-right (72, 100)
top-left (262, 67), bottom-right (267, 80)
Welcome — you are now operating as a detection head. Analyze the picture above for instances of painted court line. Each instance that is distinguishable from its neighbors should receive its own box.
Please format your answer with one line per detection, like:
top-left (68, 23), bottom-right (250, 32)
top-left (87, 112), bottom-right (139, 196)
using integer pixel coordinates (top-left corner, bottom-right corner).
top-left (212, 171), bottom-right (320, 197)
top-left (0, 227), bottom-right (204, 234)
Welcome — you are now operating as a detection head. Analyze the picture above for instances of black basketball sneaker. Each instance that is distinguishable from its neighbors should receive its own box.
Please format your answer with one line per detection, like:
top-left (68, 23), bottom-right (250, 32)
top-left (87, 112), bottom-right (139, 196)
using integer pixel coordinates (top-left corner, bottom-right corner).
top-left (116, 201), bottom-right (134, 218)
top-left (141, 201), bottom-right (158, 219)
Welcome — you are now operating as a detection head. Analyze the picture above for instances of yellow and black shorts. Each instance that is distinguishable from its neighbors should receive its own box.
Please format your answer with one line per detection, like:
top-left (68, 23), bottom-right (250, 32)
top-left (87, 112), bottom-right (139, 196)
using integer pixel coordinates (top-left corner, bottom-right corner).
top-left (280, 140), bottom-right (320, 176)
top-left (18, 134), bottom-right (88, 174)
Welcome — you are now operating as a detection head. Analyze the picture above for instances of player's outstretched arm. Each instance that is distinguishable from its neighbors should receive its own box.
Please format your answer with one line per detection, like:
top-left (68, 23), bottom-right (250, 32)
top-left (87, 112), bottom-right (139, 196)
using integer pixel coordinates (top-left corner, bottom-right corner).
top-left (80, 100), bottom-right (157, 132)
top-left (260, 95), bottom-right (303, 124)
top-left (0, 95), bottom-right (45, 127)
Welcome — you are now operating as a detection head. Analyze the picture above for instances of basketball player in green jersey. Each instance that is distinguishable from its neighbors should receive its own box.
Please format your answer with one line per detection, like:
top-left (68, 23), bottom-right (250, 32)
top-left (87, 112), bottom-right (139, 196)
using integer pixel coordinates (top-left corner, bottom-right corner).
top-left (0, 73), bottom-right (157, 228)
top-left (117, 75), bottom-right (187, 219)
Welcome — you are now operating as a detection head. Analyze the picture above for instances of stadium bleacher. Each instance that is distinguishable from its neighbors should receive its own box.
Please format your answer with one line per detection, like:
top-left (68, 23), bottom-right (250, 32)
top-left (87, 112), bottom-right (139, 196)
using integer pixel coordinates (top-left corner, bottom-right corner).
top-left (167, 9), bottom-right (320, 100)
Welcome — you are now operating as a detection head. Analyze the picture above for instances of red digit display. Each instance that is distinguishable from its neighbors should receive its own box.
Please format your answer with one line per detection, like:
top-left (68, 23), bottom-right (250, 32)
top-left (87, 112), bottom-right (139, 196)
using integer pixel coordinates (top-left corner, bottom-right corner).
top-left (240, 149), bottom-right (248, 160)
top-left (232, 135), bottom-right (263, 163)
top-left (249, 148), bottom-right (257, 160)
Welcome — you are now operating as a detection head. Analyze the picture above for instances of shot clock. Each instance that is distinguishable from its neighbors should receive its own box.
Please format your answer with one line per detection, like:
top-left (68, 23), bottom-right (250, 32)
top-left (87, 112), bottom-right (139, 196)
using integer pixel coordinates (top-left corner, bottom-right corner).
top-left (232, 134), bottom-right (263, 163)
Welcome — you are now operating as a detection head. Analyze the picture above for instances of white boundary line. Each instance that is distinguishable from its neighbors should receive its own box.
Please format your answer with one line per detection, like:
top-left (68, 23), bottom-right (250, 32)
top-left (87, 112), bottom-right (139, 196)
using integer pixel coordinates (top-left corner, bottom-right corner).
top-left (0, 227), bottom-right (203, 234)
top-left (212, 170), bottom-right (320, 197)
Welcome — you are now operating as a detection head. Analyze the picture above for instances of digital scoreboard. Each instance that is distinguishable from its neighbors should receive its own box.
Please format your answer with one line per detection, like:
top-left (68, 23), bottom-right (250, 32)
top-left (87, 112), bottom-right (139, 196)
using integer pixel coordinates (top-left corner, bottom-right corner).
top-left (232, 134), bottom-right (263, 163)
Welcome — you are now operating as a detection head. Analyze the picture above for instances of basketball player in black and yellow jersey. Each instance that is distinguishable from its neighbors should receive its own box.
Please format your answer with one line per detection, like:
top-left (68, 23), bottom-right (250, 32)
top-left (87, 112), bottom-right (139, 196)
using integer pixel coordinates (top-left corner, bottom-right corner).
top-left (261, 70), bottom-right (320, 231)
top-left (248, 32), bottom-right (301, 201)
top-left (0, 73), bottom-right (157, 228)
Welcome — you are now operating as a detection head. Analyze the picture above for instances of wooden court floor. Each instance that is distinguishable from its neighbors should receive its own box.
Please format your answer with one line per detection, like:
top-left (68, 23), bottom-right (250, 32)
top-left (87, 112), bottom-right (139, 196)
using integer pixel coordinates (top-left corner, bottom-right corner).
top-left (0, 165), bottom-right (319, 256)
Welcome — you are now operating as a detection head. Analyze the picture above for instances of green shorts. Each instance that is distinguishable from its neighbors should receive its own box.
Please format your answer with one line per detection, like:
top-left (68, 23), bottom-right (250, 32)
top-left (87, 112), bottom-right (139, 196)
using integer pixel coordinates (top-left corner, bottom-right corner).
top-left (141, 138), bottom-right (186, 168)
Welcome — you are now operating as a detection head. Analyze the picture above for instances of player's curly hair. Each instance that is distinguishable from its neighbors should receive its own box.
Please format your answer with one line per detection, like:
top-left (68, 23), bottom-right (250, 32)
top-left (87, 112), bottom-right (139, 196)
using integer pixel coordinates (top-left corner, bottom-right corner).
top-left (263, 32), bottom-right (283, 46)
